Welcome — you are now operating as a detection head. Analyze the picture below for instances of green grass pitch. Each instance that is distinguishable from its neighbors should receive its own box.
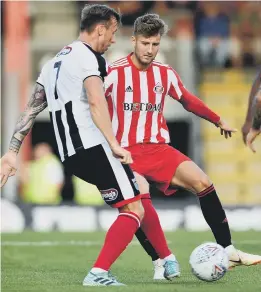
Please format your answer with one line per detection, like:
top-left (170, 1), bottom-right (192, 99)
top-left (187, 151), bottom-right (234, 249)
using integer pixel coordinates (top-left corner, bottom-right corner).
top-left (2, 230), bottom-right (261, 292)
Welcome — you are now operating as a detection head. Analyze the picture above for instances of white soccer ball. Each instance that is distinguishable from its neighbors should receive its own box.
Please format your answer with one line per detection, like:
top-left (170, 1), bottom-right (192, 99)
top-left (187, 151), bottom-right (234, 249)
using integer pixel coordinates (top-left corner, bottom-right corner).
top-left (189, 242), bottom-right (229, 282)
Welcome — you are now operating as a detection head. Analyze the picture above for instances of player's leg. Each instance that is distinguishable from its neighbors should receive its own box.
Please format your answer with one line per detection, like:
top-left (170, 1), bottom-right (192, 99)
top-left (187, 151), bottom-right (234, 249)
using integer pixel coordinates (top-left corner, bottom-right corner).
top-left (132, 172), bottom-right (167, 280)
top-left (135, 173), bottom-right (172, 259)
top-left (171, 161), bottom-right (232, 248)
top-left (135, 227), bottom-right (165, 280)
top-left (170, 160), bottom-right (261, 268)
top-left (63, 144), bottom-right (144, 286)
top-left (125, 144), bottom-right (181, 280)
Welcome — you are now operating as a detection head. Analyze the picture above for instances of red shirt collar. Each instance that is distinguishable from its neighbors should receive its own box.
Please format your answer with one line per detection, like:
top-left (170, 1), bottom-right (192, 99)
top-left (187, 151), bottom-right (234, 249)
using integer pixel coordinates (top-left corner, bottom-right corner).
top-left (127, 53), bottom-right (153, 72)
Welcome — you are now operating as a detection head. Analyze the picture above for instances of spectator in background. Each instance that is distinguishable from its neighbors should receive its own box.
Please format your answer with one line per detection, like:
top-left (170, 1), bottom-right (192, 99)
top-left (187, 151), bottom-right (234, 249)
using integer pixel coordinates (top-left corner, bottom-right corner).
top-left (195, 2), bottom-right (230, 68)
top-left (166, 1), bottom-right (197, 12)
top-left (228, 2), bottom-right (260, 68)
top-left (77, 1), bottom-right (154, 26)
top-left (19, 143), bottom-right (64, 204)
top-left (73, 176), bottom-right (104, 206)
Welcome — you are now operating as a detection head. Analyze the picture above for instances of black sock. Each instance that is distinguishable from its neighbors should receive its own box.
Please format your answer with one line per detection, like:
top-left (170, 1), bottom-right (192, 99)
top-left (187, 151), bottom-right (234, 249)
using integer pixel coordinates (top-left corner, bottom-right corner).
top-left (197, 185), bottom-right (232, 248)
top-left (135, 227), bottom-right (159, 261)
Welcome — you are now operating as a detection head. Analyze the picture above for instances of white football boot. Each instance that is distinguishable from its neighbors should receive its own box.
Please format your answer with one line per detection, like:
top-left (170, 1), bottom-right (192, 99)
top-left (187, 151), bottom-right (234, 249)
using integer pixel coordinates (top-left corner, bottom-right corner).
top-left (153, 259), bottom-right (165, 280)
top-left (83, 271), bottom-right (126, 286)
top-left (225, 245), bottom-right (261, 268)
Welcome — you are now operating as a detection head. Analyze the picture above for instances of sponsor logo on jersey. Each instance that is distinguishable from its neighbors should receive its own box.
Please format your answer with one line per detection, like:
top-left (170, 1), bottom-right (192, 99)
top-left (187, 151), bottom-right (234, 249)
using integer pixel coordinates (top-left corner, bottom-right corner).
top-left (123, 102), bottom-right (162, 112)
top-left (100, 188), bottom-right (118, 202)
top-left (56, 46), bottom-right (72, 57)
top-left (153, 82), bottom-right (164, 94)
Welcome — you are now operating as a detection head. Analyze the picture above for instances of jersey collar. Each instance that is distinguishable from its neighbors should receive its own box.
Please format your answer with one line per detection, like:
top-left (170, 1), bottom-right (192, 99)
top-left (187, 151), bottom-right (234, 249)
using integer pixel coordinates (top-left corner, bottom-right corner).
top-left (127, 53), bottom-right (153, 72)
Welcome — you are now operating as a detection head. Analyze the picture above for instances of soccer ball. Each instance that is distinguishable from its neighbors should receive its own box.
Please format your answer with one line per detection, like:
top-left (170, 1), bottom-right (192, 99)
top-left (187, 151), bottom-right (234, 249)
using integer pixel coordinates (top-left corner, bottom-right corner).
top-left (189, 242), bottom-right (229, 282)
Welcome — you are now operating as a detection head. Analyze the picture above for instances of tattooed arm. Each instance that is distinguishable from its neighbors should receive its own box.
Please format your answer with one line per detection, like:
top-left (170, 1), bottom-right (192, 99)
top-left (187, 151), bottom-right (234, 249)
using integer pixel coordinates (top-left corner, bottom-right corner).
top-left (241, 68), bottom-right (261, 144)
top-left (9, 83), bottom-right (47, 153)
top-left (0, 83), bottom-right (47, 187)
top-left (252, 87), bottom-right (261, 131)
top-left (246, 87), bottom-right (261, 153)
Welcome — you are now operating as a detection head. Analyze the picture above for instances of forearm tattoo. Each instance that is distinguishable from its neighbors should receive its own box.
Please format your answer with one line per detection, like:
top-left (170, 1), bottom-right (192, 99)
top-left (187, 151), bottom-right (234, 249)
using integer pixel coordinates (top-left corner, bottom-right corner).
top-left (252, 86), bottom-right (261, 130)
top-left (9, 83), bottom-right (47, 153)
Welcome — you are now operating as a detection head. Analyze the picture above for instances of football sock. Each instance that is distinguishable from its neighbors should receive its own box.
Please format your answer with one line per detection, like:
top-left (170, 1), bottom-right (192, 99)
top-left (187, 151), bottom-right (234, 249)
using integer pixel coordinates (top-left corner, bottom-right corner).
top-left (140, 197), bottom-right (172, 259)
top-left (93, 211), bottom-right (140, 270)
top-left (164, 254), bottom-right (177, 262)
top-left (197, 185), bottom-right (232, 248)
top-left (135, 227), bottom-right (159, 261)
top-left (90, 268), bottom-right (107, 274)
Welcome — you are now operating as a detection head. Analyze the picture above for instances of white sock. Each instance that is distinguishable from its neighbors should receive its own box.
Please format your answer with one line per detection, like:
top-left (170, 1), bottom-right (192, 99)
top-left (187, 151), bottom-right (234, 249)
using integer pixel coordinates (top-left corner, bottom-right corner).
top-left (152, 259), bottom-right (163, 266)
top-left (163, 254), bottom-right (176, 262)
top-left (91, 267), bottom-right (108, 274)
top-left (225, 245), bottom-right (238, 257)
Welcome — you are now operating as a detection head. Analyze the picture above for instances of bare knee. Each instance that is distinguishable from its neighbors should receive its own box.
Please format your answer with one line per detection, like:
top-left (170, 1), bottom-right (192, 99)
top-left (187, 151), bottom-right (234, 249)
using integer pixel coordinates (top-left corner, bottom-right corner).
top-left (192, 174), bottom-right (212, 193)
top-left (134, 172), bottom-right (149, 194)
top-left (119, 200), bottom-right (144, 221)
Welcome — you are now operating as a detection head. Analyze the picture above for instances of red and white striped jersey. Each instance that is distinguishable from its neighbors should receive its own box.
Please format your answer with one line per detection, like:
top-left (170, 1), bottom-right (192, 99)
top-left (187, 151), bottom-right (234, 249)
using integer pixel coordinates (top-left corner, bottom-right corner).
top-left (104, 53), bottom-right (186, 147)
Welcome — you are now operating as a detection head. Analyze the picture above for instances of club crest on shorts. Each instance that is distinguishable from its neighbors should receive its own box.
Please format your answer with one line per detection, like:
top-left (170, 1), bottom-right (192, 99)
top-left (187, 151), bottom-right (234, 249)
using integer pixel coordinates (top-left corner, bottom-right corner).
top-left (131, 178), bottom-right (139, 191)
top-left (153, 82), bottom-right (164, 94)
top-left (100, 188), bottom-right (118, 202)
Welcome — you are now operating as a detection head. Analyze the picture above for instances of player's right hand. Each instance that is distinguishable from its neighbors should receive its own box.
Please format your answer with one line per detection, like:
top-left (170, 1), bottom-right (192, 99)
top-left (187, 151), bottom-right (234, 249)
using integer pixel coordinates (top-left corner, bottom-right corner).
top-left (110, 143), bottom-right (133, 164)
top-left (217, 119), bottom-right (237, 139)
top-left (0, 151), bottom-right (18, 188)
top-left (241, 121), bottom-right (252, 145)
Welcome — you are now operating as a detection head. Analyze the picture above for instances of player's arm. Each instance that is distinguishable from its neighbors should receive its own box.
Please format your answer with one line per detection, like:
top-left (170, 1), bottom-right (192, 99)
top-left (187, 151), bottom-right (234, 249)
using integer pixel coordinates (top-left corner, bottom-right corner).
top-left (246, 86), bottom-right (261, 152)
top-left (84, 77), bottom-right (132, 164)
top-left (0, 83), bottom-right (47, 187)
top-left (168, 70), bottom-right (237, 138)
top-left (10, 83), bottom-right (47, 153)
top-left (242, 68), bottom-right (261, 144)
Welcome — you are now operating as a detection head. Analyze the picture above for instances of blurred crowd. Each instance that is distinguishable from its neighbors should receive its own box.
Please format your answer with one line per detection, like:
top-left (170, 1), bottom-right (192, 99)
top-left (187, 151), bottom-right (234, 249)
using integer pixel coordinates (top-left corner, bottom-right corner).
top-left (78, 1), bottom-right (261, 68)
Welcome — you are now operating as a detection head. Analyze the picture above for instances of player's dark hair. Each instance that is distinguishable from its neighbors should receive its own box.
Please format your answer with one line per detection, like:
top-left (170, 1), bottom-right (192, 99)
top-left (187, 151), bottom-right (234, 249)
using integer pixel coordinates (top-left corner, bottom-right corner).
top-left (134, 14), bottom-right (168, 37)
top-left (80, 4), bottom-right (121, 33)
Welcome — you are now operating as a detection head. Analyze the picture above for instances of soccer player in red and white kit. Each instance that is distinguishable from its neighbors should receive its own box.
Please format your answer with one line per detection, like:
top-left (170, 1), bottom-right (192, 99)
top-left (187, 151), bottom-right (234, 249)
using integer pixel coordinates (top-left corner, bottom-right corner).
top-left (105, 14), bottom-right (261, 274)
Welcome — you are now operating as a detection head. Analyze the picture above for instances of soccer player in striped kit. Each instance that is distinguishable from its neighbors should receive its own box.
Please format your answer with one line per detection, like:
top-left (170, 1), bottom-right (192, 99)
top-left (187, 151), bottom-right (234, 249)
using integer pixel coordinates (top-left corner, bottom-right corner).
top-left (1, 5), bottom-right (161, 287)
top-left (105, 14), bottom-right (261, 276)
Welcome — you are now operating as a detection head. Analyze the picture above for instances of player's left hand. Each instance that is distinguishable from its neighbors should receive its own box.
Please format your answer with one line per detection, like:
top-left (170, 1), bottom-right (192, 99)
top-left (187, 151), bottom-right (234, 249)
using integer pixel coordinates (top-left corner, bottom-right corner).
top-left (241, 120), bottom-right (252, 144)
top-left (246, 128), bottom-right (261, 153)
top-left (217, 119), bottom-right (237, 139)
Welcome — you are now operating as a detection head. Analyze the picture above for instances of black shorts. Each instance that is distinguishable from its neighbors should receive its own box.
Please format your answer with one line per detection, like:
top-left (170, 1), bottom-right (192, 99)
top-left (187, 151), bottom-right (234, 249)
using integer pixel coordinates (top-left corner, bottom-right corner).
top-left (63, 143), bottom-right (141, 208)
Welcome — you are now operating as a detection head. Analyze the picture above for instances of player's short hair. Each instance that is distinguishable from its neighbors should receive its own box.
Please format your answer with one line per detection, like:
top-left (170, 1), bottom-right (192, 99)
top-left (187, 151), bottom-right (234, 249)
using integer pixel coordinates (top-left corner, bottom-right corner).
top-left (80, 4), bottom-right (121, 33)
top-left (134, 14), bottom-right (168, 38)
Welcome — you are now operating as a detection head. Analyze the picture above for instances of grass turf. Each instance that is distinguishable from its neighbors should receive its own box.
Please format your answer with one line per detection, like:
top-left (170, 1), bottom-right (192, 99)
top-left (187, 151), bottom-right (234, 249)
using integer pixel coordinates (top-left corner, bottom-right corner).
top-left (2, 230), bottom-right (261, 292)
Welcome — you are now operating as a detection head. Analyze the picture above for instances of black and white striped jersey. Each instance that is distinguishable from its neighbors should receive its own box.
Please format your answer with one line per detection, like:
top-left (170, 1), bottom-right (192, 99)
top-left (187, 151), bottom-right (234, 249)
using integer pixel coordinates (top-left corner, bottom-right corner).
top-left (37, 41), bottom-right (108, 161)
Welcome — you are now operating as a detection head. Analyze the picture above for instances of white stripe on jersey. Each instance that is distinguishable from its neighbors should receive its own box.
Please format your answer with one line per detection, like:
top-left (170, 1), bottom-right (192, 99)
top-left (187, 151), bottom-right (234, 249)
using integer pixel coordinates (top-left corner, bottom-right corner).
top-left (110, 62), bottom-right (129, 69)
top-left (61, 108), bottom-right (76, 157)
top-left (167, 69), bottom-right (182, 99)
top-left (102, 143), bottom-right (135, 200)
top-left (51, 111), bottom-right (65, 160)
top-left (150, 66), bottom-right (162, 143)
top-left (160, 128), bottom-right (170, 143)
top-left (136, 71), bottom-right (149, 143)
top-left (111, 70), bottom-right (119, 136)
top-left (153, 61), bottom-right (169, 67)
top-left (121, 66), bottom-right (133, 147)
top-left (111, 58), bottom-right (127, 66)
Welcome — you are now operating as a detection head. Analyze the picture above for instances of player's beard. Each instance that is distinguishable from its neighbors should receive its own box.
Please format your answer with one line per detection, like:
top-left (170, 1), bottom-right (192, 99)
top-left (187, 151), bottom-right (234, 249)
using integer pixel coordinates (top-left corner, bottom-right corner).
top-left (136, 53), bottom-right (154, 67)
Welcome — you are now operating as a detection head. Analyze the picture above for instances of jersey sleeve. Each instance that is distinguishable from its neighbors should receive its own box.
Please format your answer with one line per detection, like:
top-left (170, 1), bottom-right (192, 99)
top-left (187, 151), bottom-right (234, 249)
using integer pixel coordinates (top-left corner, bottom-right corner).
top-left (81, 50), bottom-right (103, 81)
top-left (36, 69), bottom-right (45, 87)
top-left (167, 68), bottom-right (185, 100)
top-left (104, 66), bottom-right (115, 98)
